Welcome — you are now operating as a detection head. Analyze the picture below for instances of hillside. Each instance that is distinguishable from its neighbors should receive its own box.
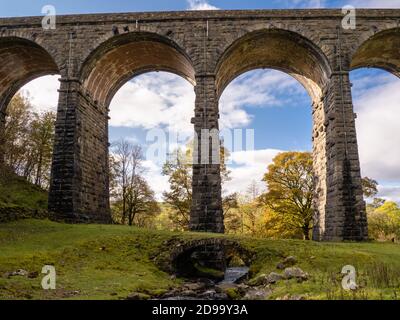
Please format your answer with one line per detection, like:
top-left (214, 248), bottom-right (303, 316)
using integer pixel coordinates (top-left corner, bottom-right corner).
top-left (0, 219), bottom-right (399, 300)
top-left (0, 170), bottom-right (48, 222)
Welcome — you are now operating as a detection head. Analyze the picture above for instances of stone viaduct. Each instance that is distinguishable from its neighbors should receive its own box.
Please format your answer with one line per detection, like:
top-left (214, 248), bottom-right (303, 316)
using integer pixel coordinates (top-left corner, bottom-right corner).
top-left (0, 9), bottom-right (399, 241)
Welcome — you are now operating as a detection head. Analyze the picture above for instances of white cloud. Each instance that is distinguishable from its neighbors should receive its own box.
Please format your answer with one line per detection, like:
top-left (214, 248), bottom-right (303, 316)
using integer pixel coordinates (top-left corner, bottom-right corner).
top-left (377, 185), bottom-right (400, 203)
top-left (142, 159), bottom-right (170, 201)
top-left (224, 148), bottom-right (283, 195)
top-left (109, 72), bottom-right (196, 136)
top-left (187, 0), bottom-right (219, 10)
top-left (219, 70), bottom-right (307, 130)
top-left (19, 75), bottom-right (60, 113)
top-left (354, 77), bottom-right (400, 182)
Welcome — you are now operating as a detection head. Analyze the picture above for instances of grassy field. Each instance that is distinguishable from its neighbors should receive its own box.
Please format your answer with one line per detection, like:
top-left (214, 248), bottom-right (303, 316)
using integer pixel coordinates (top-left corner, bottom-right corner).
top-left (0, 219), bottom-right (399, 300)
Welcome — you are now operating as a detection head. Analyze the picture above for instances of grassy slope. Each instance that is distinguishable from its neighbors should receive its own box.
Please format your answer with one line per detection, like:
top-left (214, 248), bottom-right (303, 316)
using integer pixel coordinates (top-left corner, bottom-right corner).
top-left (0, 219), bottom-right (399, 300)
top-left (0, 171), bottom-right (48, 210)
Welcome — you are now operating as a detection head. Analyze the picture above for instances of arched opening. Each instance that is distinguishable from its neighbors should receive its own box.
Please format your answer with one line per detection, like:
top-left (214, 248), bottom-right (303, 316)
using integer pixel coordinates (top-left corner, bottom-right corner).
top-left (350, 29), bottom-right (400, 241)
top-left (215, 29), bottom-right (330, 102)
top-left (351, 28), bottom-right (400, 78)
top-left (79, 32), bottom-right (196, 226)
top-left (108, 71), bottom-right (195, 228)
top-left (80, 32), bottom-right (196, 109)
top-left (216, 29), bottom-right (331, 240)
top-left (0, 37), bottom-right (60, 217)
top-left (0, 38), bottom-right (59, 109)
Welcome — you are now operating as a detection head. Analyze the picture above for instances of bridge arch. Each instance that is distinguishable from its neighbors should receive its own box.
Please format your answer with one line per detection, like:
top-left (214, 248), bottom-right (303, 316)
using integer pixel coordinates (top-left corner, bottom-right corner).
top-left (212, 29), bottom-right (336, 240)
top-left (48, 31), bottom-right (197, 223)
top-left (215, 29), bottom-right (332, 103)
top-left (350, 28), bottom-right (400, 77)
top-left (0, 37), bottom-right (60, 112)
top-left (79, 32), bottom-right (196, 109)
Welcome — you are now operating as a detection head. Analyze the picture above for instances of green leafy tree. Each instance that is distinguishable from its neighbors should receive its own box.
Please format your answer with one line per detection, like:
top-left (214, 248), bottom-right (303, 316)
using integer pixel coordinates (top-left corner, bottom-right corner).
top-left (362, 177), bottom-right (379, 199)
top-left (260, 152), bottom-right (314, 240)
top-left (163, 142), bottom-right (232, 231)
top-left (368, 201), bottom-right (400, 242)
top-left (162, 148), bottom-right (192, 230)
top-left (2, 94), bottom-right (56, 189)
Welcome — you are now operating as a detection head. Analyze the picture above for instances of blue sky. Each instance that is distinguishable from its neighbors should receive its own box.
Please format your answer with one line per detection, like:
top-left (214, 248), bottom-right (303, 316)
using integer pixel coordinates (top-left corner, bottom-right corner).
top-left (4, 0), bottom-right (400, 202)
top-left (2, 0), bottom-right (400, 17)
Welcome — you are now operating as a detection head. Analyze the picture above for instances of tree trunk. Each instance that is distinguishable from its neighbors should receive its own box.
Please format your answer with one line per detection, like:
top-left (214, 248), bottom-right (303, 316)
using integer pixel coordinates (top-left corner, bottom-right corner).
top-left (303, 224), bottom-right (310, 240)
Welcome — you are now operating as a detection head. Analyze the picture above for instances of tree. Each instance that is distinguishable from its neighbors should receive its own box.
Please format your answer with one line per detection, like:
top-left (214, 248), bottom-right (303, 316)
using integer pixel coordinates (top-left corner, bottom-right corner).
top-left (362, 177), bottom-right (379, 199)
top-left (162, 142), bottom-right (232, 231)
top-left (368, 201), bottom-right (400, 242)
top-left (2, 94), bottom-right (56, 189)
top-left (3, 94), bottom-right (32, 174)
top-left (223, 193), bottom-right (240, 233)
top-left (110, 139), bottom-right (159, 226)
top-left (162, 148), bottom-right (192, 230)
top-left (28, 111), bottom-right (56, 188)
top-left (260, 152), bottom-right (314, 240)
top-left (125, 175), bottom-right (160, 226)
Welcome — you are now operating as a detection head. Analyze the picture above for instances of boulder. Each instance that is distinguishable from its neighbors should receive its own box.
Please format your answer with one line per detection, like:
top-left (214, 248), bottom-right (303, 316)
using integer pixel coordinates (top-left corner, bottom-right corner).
top-left (243, 288), bottom-right (272, 300)
top-left (127, 292), bottom-right (151, 300)
top-left (276, 294), bottom-right (307, 300)
top-left (249, 272), bottom-right (284, 286)
top-left (266, 272), bottom-right (284, 284)
top-left (184, 282), bottom-right (206, 292)
top-left (248, 273), bottom-right (268, 286)
top-left (283, 267), bottom-right (309, 281)
top-left (277, 256), bottom-right (297, 269)
top-left (215, 283), bottom-right (237, 293)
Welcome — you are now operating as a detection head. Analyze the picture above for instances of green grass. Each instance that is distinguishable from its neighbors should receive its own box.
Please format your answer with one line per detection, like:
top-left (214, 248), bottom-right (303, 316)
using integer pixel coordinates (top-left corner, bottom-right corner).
top-left (0, 219), bottom-right (399, 300)
top-left (0, 171), bottom-right (47, 210)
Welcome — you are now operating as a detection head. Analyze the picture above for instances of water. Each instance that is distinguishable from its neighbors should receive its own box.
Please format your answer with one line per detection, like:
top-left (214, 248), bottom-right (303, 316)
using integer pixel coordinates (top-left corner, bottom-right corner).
top-left (158, 267), bottom-right (250, 300)
top-left (219, 267), bottom-right (250, 284)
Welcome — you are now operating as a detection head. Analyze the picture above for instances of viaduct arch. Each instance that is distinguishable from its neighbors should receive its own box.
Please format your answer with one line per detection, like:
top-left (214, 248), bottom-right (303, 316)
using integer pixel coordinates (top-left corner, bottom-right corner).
top-left (0, 9), bottom-right (399, 241)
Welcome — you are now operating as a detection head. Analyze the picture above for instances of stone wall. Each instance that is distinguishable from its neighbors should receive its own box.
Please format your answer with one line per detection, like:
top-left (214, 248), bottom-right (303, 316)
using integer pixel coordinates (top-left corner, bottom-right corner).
top-left (1, 9), bottom-right (399, 239)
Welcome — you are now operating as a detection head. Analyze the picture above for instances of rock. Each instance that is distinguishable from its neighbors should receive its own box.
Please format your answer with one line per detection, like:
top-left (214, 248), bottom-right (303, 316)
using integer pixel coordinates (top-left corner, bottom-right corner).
top-left (213, 292), bottom-right (229, 300)
top-left (284, 256), bottom-right (297, 266)
top-left (160, 288), bottom-right (180, 299)
top-left (225, 287), bottom-right (242, 300)
top-left (248, 274), bottom-right (268, 286)
top-left (28, 271), bottom-right (39, 279)
top-left (215, 283), bottom-right (243, 300)
top-left (215, 283), bottom-right (237, 294)
top-left (198, 289), bottom-right (217, 300)
top-left (276, 294), bottom-right (307, 300)
top-left (7, 269), bottom-right (29, 277)
top-left (266, 272), bottom-right (284, 284)
top-left (127, 292), bottom-right (151, 300)
top-left (180, 290), bottom-right (197, 297)
top-left (283, 267), bottom-right (309, 281)
top-left (249, 272), bottom-right (284, 286)
top-left (237, 283), bottom-right (250, 292)
top-left (198, 278), bottom-right (215, 288)
top-left (184, 282), bottom-right (206, 291)
top-left (277, 256), bottom-right (297, 269)
top-left (276, 263), bottom-right (285, 270)
top-left (243, 288), bottom-right (272, 300)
